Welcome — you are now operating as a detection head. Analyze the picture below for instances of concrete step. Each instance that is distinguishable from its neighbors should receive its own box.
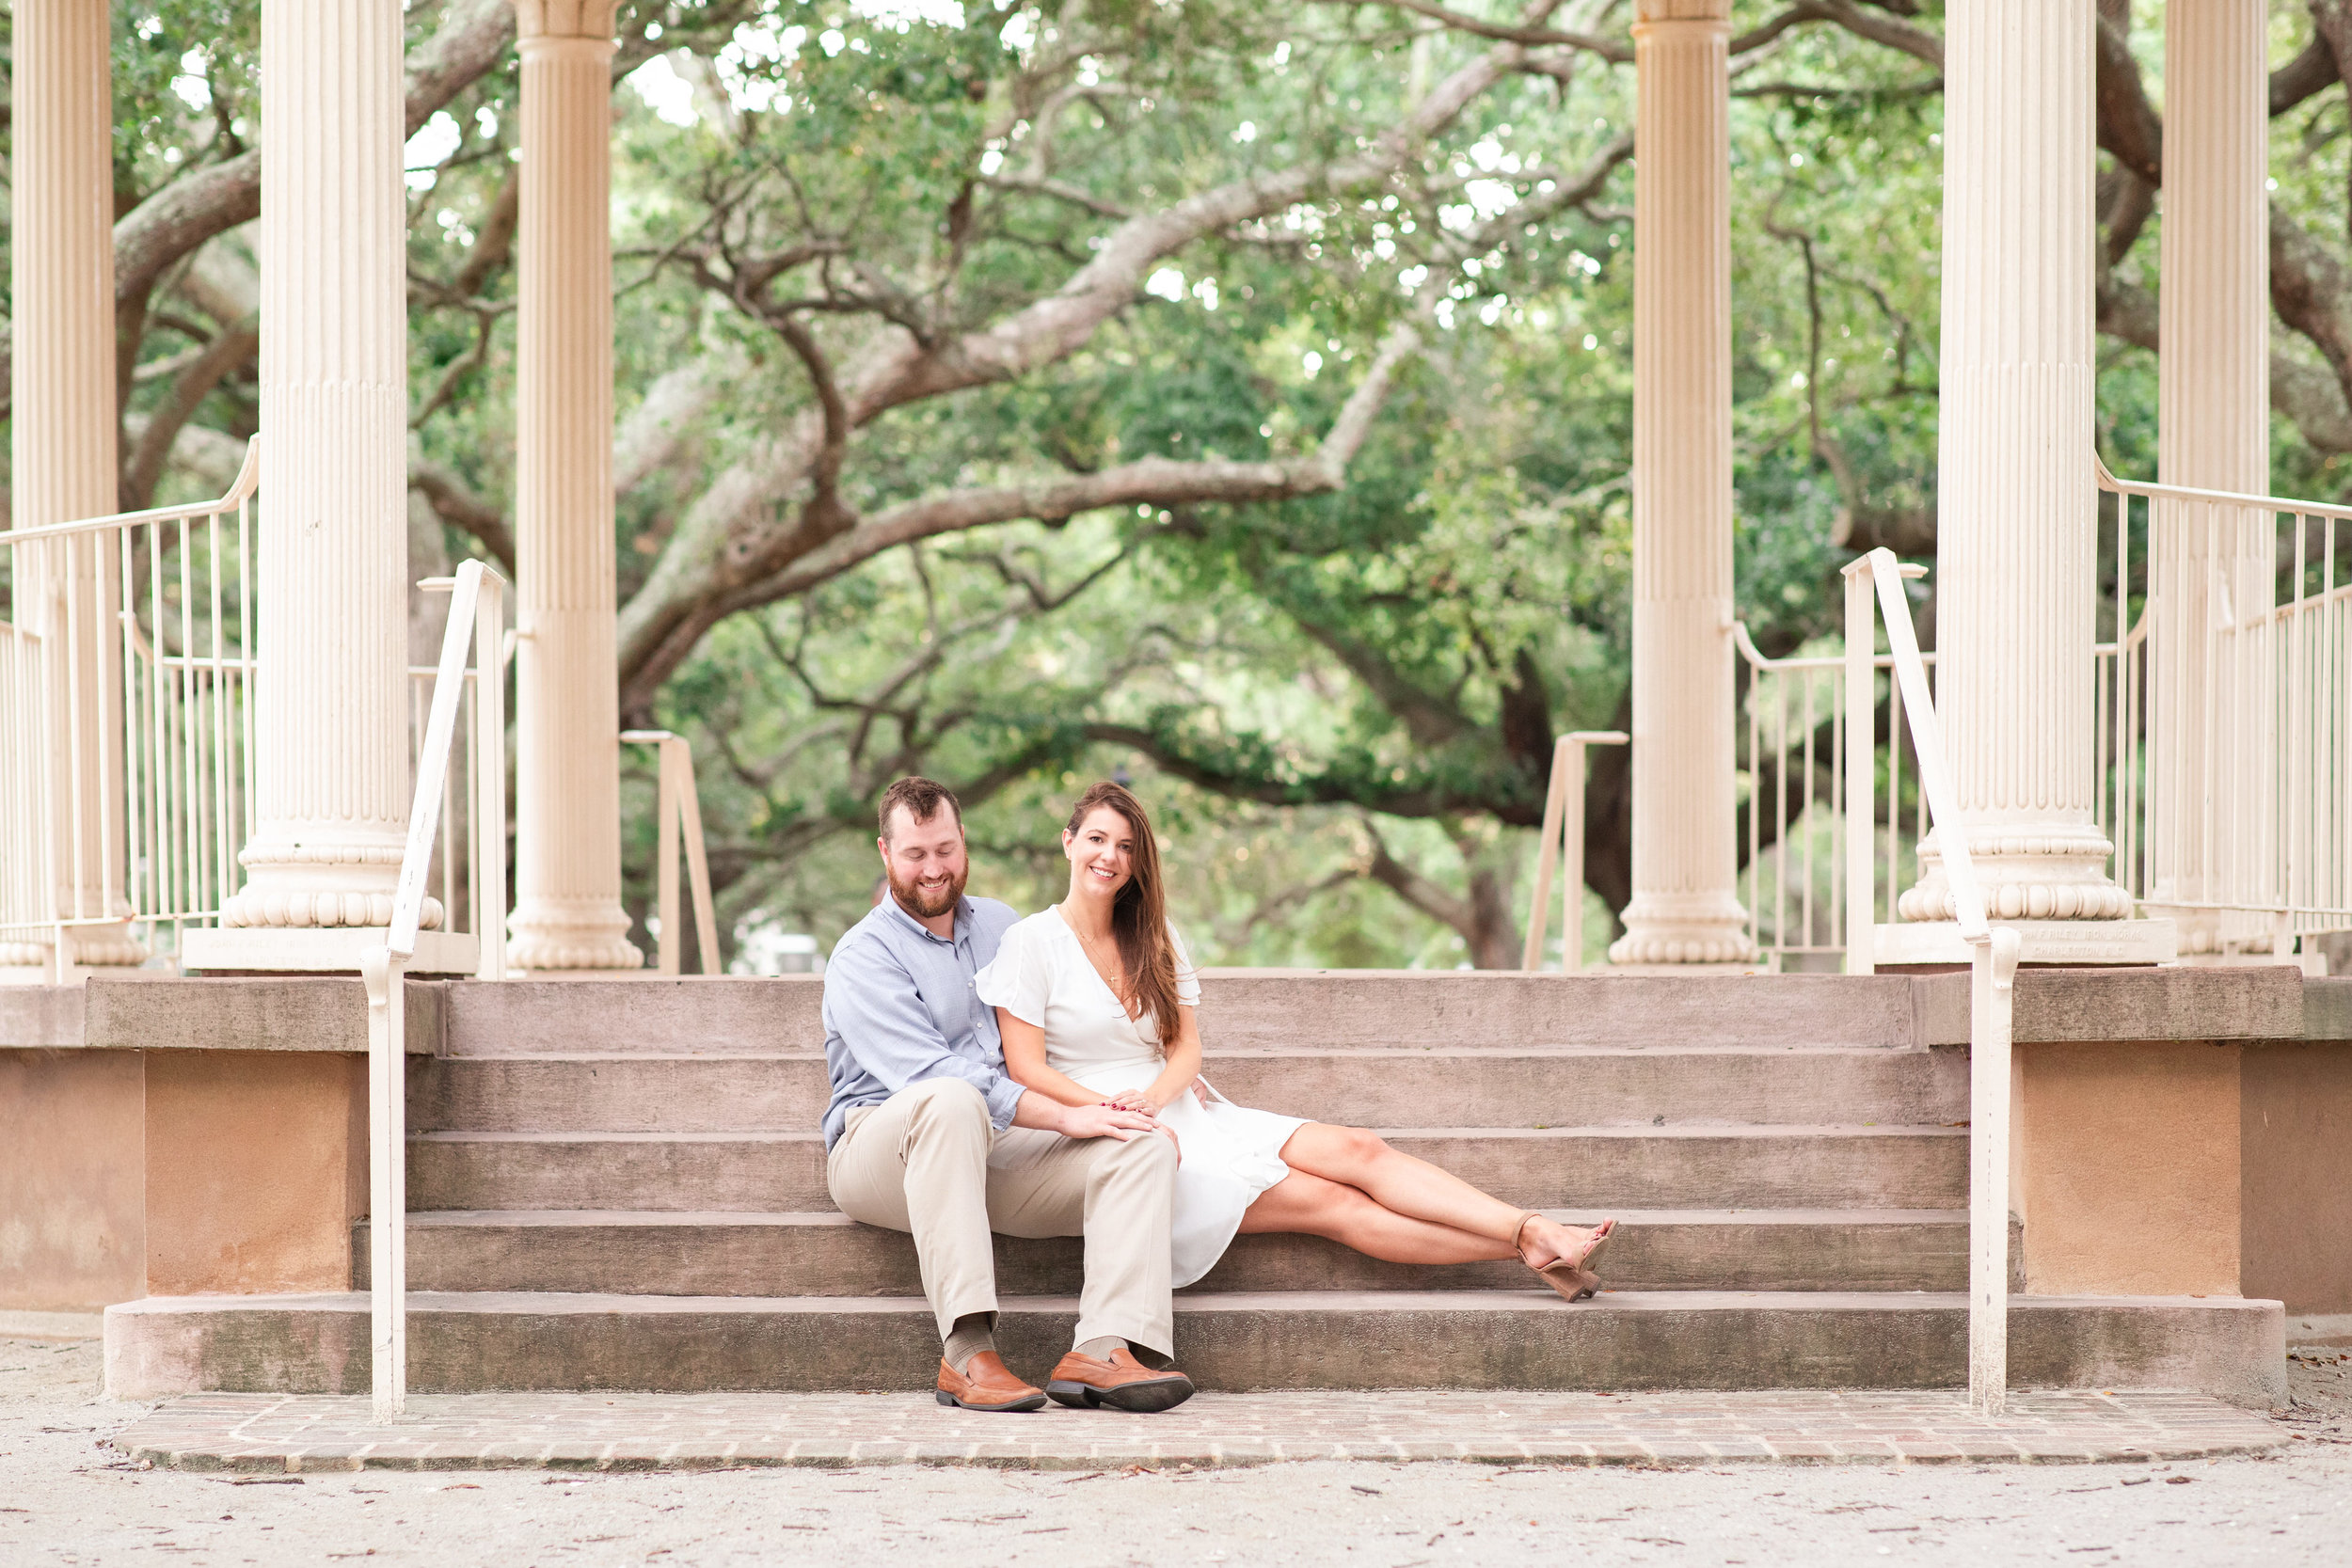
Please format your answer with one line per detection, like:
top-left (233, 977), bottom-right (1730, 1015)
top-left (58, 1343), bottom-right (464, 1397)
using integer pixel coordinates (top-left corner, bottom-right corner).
top-left (408, 1047), bottom-right (1967, 1134)
top-left (431, 974), bottom-right (1929, 1058)
top-left (102, 1290), bottom-right (2286, 1407)
top-left (406, 1126), bottom-right (1967, 1213)
top-left (359, 1208), bottom-right (2018, 1297)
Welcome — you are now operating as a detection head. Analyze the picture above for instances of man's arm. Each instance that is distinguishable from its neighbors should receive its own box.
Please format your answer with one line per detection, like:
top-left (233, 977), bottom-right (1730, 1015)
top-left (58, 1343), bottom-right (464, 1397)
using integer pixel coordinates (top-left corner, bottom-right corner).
top-left (825, 934), bottom-right (1163, 1142)
top-left (824, 937), bottom-right (1027, 1130)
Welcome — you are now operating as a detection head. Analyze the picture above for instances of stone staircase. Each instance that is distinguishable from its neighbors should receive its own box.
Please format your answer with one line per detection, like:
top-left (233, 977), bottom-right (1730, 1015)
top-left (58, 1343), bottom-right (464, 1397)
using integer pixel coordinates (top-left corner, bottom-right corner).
top-left (103, 974), bottom-right (2280, 1401)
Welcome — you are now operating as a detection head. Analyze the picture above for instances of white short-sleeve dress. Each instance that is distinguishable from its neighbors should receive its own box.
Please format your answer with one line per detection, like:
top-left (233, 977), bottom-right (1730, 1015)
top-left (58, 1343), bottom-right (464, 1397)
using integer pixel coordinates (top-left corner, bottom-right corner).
top-left (974, 907), bottom-right (1307, 1287)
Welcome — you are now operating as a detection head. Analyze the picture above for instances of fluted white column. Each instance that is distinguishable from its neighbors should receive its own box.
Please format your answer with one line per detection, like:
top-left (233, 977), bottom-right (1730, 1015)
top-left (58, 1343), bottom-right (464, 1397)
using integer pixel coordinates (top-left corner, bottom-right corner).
top-left (8, 1), bottom-right (139, 970)
top-left (1611, 0), bottom-right (1752, 967)
top-left (1898, 0), bottom-right (2153, 952)
top-left (505, 0), bottom-right (643, 972)
top-left (217, 0), bottom-right (424, 939)
top-left (2151, 0), bottom-right (2272, 953)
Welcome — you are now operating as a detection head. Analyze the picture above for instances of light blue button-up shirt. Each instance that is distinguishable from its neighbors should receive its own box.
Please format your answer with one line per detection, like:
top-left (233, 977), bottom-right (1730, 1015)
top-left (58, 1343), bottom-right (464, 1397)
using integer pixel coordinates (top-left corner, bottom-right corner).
top-left (819, 893), bottom-right (1025, 1149)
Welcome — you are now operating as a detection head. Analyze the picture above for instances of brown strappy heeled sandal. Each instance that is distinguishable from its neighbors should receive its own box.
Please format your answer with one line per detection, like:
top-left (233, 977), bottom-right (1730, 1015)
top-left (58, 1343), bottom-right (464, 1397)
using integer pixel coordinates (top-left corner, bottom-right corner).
top-left (1514, 1212), bottom-right (1615, 1303)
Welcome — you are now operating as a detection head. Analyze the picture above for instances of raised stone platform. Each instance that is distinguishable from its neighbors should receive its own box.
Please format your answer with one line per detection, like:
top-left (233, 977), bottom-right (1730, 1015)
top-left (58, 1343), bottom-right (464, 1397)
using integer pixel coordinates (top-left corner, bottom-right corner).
top-left (105, 1388), bottom-right (2286, 1472)
top-left (102, 1291), bottom-right (2289, 1409)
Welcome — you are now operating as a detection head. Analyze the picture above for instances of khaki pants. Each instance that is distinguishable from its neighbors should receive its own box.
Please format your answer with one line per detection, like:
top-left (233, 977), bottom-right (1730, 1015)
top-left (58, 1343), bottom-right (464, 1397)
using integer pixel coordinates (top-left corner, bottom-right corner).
top-left (826, 1077), bottom-right (1179, 1358)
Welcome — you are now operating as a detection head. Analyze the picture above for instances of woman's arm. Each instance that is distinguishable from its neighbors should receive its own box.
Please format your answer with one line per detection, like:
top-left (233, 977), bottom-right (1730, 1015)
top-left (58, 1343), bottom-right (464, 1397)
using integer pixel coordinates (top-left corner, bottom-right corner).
top-left (1110, 1005), bottom-right (1202, 1115)
top-left (996, 1007), bottom-right (1109, 1109)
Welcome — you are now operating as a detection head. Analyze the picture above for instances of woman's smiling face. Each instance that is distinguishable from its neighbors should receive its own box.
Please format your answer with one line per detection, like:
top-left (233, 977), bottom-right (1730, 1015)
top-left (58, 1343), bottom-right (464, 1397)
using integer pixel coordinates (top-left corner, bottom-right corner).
top-left (1064, 805), bottom-right (1136, 897)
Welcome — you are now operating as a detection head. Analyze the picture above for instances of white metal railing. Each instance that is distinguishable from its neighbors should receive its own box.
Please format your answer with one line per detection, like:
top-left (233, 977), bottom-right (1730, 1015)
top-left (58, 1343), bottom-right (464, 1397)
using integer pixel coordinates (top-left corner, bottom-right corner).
top-left (1734, 623), bottom-right (1936, 970)
top-left (362, 559), bottom-right (508, 1422)
top-left (1, 440), bottom-right (261, 973)
top-left (1, 437), bottom-right (509, 980)
top-left (2096, 461), bottom-right (2352, 958)
top-left (1521, 730), bottom-right (1628, 972)
top-left (1842, 546), bottom-right (2021, 1416)
top-left (622, 730), bottom-right (720, 975)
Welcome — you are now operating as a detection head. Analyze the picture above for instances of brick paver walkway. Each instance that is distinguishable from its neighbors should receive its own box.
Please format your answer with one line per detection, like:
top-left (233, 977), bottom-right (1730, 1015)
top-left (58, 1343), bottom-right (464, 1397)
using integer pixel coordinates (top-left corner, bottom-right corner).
top-left (108, 1388), bottom-right (2283, 1472)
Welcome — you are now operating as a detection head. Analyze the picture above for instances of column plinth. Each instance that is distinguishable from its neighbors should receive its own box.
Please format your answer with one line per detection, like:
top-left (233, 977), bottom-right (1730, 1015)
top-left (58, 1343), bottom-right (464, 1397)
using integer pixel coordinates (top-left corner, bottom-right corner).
top-left (505, 7), bottom-right (641, 972)
top-left (1886, 0), bottom-right (2170, 967)
top-left (8, 1), bottom-right (142, 974)
top-left (1611, 0), bottom-right (1752, 968)
top-left (196, 0), bottom-right (442, 968)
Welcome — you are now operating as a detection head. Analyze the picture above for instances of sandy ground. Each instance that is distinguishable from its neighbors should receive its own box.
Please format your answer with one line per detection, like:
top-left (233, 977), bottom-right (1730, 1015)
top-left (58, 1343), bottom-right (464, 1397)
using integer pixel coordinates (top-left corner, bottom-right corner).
top-left (5, 1339), bottom-right (2350, 1567)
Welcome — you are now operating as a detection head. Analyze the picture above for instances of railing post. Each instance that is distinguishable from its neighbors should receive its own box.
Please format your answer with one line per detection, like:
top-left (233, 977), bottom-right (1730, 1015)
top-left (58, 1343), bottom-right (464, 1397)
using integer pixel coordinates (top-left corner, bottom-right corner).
top-left (360, 944), bottom-right (406, 1422)
top-left (361, 557), bottom-right (495, 1423)
top-left (1523, 732), bottom-right (1628, 973)
top-left (471, 578), bottom-right (507, 983)
top-left (1560, 738), bottom-right (1591, 975)
top-left (655, 741), bottom-right (681, 977)
top-left (1522, 737), bottom-right (1573, 972)
top-left (623, 730), bottom-right (722, 976)
top-left (1843, 560), bottom-right (1878, 975)
top-left (674, 736), bottom-right (721, 977)
top-left (1968, 925), bottom-right (2022, 1415)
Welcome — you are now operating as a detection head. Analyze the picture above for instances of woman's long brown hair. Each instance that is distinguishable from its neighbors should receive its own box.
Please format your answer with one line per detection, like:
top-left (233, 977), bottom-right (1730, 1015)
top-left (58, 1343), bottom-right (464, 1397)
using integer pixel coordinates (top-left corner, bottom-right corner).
top-left (1064, 782), bottom-right (1183, 1035)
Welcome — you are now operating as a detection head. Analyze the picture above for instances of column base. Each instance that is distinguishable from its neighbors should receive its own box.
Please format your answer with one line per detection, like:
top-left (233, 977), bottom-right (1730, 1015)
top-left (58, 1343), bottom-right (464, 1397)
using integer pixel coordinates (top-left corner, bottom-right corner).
top-left (2147, 906), bottom-right (2282, 959)
top-left (57, 920), bottom-right (147, 968)
top-left (506, 898), bottom-right (644, 972)
top-left (1608, 894), bottom-right (1755, 966)
top-left (1871, 917), bottom-right (2178, 967)
top-left (0, 922), bottom-right (151, 983)
top-left (180, 927), bottom-right (481, 975)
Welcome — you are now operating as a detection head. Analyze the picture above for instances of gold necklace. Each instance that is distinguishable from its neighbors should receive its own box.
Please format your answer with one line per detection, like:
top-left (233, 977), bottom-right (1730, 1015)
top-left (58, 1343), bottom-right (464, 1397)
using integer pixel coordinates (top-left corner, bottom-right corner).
top-left (1069, 915), bottom-right (1135, 1016)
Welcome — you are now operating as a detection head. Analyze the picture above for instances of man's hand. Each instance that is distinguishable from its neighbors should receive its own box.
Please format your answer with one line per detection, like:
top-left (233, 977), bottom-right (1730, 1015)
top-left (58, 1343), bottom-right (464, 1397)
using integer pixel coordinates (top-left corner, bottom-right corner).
top-left (1053, 1101), bottom-right (1162, 1142)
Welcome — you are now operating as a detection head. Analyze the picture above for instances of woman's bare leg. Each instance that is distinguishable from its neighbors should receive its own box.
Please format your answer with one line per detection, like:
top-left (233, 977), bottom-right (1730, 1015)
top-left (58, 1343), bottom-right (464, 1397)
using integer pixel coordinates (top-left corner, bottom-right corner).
top-left (1276, 1122), bottom-right (1606, 1270)
top-left (1236, 1168), bottom-right (1513, 1264)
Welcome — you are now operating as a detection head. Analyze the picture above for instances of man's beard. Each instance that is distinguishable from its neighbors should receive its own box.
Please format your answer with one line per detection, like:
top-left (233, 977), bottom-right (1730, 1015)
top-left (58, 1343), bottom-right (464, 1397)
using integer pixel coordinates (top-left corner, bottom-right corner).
top-left (890, 862), bottom-right (967, 920)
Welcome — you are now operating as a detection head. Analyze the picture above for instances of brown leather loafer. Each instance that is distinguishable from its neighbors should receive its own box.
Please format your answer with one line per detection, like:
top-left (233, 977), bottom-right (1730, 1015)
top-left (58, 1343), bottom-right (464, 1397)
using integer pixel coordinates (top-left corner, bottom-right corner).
top-left (1044, 1347), bottom-right (1196, 1413)
top-left (935, 1351), bottom-right (1046, 1413)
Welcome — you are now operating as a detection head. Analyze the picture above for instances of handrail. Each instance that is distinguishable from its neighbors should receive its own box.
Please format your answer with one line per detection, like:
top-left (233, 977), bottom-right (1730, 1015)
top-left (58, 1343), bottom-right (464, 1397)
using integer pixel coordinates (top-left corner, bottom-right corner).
top-left (5, 436), bottom-right (262, 542)
top-left (360, 560), bottom-right (508, 1423)
top-left (2095, 450), bottom-right (2352, 522)
top-left (1734, 618), bottom-right (1936, 673)
top-left (623, 730), bottom-right (720, 975)
top-left (1841, 547), bottom-right (2022, 1416)
top-left (1521, 730), bottom-right (1628, 973)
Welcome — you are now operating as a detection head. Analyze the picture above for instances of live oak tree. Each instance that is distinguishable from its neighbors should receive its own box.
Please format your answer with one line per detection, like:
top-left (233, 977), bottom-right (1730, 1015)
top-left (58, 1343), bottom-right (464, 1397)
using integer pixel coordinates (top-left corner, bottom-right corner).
top-left (9, 0), bottom-right (2352, 964)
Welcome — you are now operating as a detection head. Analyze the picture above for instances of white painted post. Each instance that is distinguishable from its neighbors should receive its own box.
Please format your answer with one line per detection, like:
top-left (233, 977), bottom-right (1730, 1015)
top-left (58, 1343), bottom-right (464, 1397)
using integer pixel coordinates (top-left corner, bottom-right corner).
top-left (1863, 546), bottom-right (2016, 1412)
top-left (656, 744), bottom-right (681, 978)
top-left (470, 582), bottom-right (509, 983)
top-left (361, 945), bottom-right (406, 1422)
top-left (1522, 737), bottom-right (1572, 973)
top-left (1969, 924), bottom-right (2022, 1414)
top-left (621, 731), bottom-right (722, 976)
top-left (364, 561), bottom-right (498, 1421)
top-left (1560, 741), bottom-right (1590, 975)
top-left (1524, 733), bottom-right (1629, 973)
top-left (1843, 561), bottom-right (1878, 975)
top-left (675, 740), bottom-right (721, 977)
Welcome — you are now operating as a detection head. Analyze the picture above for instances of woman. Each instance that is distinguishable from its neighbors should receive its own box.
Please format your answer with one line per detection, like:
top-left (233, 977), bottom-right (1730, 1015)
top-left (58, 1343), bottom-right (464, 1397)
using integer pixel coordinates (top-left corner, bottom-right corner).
top-left (975, 780), bottom-right (1613, 1295)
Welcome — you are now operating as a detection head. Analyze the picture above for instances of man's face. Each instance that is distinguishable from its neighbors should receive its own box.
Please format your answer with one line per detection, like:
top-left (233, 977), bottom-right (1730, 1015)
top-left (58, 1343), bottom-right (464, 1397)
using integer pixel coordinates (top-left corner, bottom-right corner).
top-left (879, 806), bottom-right (969, 920)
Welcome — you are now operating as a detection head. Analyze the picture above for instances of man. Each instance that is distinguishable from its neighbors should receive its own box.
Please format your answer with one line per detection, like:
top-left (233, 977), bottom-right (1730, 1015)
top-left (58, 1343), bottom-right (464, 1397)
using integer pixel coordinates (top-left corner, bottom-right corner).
top-left (821, 777), bottom-right (1195, 1414)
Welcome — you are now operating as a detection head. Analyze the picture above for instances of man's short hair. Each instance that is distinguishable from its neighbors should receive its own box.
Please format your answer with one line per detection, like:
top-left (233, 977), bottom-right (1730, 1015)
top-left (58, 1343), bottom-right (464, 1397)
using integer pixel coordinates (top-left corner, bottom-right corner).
top-left (878, 776), bottom-right (963, 842)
